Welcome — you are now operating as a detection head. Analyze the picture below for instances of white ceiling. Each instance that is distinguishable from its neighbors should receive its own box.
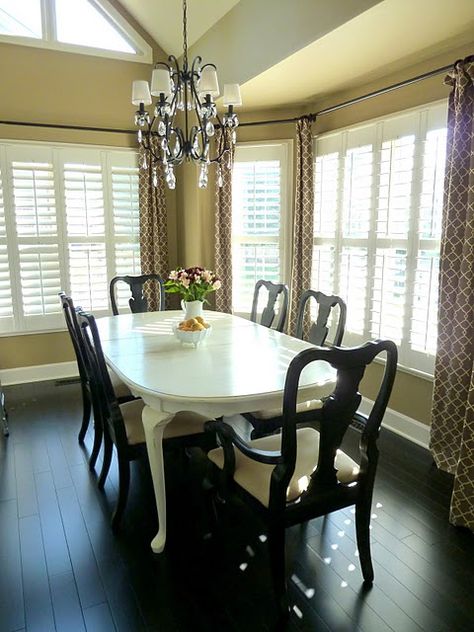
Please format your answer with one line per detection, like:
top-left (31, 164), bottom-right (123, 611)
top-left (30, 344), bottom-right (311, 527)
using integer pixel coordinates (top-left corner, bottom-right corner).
top-left (239, 0), bottom-right (474, 109)
top-left (118, 0), bottom-right (240, 57)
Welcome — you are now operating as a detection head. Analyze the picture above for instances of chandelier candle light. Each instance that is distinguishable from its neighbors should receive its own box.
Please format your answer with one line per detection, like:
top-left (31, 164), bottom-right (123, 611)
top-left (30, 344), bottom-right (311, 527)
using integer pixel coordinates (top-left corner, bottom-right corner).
top-left (131, 0), bottom-right (241, 190)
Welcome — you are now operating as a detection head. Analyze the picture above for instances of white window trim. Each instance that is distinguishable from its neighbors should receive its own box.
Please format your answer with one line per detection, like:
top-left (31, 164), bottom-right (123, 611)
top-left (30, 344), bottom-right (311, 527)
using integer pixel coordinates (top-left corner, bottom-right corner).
top-left (313, 98), bottom-right (448, 377)
top-left (0, 137), bottom-right (139, 336)
top-left (231, 140), bottom-right (293, 319)
top-left (0, 0), bottom-right (152, 63)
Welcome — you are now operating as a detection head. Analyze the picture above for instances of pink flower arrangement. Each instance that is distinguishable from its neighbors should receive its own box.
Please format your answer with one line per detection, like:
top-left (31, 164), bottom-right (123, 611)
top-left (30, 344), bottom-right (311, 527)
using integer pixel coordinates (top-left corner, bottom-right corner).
top-left (165, 266), bottom-right (221, 302)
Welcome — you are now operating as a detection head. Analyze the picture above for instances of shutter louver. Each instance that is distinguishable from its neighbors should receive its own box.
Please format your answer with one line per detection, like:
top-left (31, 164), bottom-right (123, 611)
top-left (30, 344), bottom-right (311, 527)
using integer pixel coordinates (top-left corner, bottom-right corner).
top-left (12, 162), bottom-right (57, 237)
top-left (19, 244), bottom-right (61, 316)
top-left (343, 145), bottom-right (373, 238)
top-left (0, 168), bottom-right (13, 325)
top-left (232, 147), bottom-right (286, 315)
top-left (314, 152), bottom-right (338, 237)
top-left (64, 162), bottom-right (104, 236)
top-left (371, 248), bottom-right (407, 344)
top-left (339, 247), bottom-right (368, 335)
top-left (377, 136), bottom-right (414, 238)
top-left (69, 243), bottom-right (108, 311)
top-left (112, 166), bottom-right (139, 236)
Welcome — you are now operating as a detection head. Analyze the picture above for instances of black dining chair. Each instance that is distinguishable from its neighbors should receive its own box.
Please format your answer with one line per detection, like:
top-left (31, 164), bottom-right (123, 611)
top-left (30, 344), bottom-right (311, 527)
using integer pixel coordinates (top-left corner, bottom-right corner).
top-left (109, 273), bottom-right (166, 315)
top-left (295, 290), bottom-right (346, 347)
top-left (245, 290), bottom-right (347, 439)
top-left (207, 340), bottom-right (397, 619)
top-left (250, 279), bottom-right (289, 333)
top-left (76, 310), bottom-right (216, 530)
top-left (59, 292), bottom-right (134, 469)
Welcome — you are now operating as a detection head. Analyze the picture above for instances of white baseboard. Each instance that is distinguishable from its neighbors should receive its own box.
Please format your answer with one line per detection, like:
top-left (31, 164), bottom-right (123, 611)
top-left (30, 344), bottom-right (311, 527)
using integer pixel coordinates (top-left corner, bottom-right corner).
top-left (359, 397), bottom-right (430, 450)
top-left (0, 361), bottom-right (79, 386)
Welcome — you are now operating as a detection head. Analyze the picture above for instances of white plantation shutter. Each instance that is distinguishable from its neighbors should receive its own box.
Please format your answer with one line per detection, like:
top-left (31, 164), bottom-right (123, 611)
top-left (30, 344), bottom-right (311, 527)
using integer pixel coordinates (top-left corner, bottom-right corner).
top-left (313, 101), bottom-right (447, 374)
top-left (232, 143), bottom-right (291, 315)
top-left (0, 164), bottom-right (14, 330)
top-left (0, 141), bottom-right (139, 333)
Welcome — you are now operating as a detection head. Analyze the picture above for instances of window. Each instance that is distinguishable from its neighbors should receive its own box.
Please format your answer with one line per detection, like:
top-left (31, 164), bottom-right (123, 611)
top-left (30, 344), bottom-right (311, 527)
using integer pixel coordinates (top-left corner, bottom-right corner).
top-left (313, 101), bottom-right (447, 375)
top-left (232, 143), bottom-right (291, 315)
top-left (0, 141), bottom-right (139, 334)
top-left (0, 0), bottom-right (151, 61)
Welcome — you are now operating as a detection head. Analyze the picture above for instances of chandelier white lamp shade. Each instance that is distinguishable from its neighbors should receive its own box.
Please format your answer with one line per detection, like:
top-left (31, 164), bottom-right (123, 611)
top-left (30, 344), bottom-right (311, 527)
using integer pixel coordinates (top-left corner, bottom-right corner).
top-left (131, 0), bottom-right (241, 190)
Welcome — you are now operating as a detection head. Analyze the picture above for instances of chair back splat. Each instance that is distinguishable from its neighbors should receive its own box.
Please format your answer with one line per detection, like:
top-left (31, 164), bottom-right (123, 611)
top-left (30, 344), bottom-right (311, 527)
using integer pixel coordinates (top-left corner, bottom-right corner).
top-left (109, 274), bottom-right (165, 315)
top-left (250, 280), bottom-right (289, 333)
top-left (208, 339), bottom-right (397, 619)
top-left (295, 289), bottom-right (346, 346)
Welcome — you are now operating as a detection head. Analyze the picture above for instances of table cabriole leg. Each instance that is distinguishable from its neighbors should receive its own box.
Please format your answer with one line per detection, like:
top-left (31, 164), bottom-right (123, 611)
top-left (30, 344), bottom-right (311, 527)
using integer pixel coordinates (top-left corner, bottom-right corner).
top-left (142, 405), bottom-right (174, 553)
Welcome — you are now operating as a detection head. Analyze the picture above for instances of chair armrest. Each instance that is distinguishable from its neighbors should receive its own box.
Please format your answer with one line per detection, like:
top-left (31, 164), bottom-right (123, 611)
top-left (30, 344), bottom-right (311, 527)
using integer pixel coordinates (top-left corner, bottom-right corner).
top-left (207, 419), bottom-right (283, 465)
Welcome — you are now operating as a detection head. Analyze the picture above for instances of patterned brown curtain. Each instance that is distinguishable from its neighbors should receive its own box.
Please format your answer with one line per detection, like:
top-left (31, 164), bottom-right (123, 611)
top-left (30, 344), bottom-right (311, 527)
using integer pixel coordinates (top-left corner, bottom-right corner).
top-left (288, 116), bottom-right (315, 336)
top-left (214, 128), bottom-right (235, 313)
top-left (138, 142), bottom-right (170, 311)
top-left (430, 57), bottom-right (474, 531)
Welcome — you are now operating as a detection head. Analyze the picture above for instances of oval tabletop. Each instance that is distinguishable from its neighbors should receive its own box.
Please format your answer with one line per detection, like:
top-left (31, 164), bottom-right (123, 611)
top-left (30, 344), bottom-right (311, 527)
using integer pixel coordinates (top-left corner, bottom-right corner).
top-left (96, 310), bottom-right (337, 417)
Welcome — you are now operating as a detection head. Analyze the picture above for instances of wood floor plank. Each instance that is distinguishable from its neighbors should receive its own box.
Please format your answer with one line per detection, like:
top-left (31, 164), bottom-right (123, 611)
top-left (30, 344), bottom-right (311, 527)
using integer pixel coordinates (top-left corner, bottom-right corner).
top-left (0, 499), bottom-right (24, 632)
top-left (14, 442), bottom-right (38, 518)
top-left (56, 485), bottom-right (107, 610)
top-left (34, 470), bottom-right (72, 578)
top-left (49, 571), bottom-right (87, 632)
top-left (83, 603), bottom-right (116, 632)
top-left (18, 514), bottom-right (55, 632)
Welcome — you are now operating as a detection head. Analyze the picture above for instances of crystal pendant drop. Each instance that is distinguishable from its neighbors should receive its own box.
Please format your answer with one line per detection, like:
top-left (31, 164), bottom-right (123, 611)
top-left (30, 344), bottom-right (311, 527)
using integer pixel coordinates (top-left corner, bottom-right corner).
top-left (205, 121), bottom-right (215, 137)
top-left (153, 167), bottom-right (158, 188)
top-left (161, 138), bottom-right (168, 150)
top-left (141, 153), bottom-right (148, 169)
top-left (137, 129), bottom-right (142, 143)
top-left (158, 120), bottom-right (166, 136)
top-left (232, 130), bottom-right (237, 144)
top-left (166, 166), bottom-right (176, 190)
top-left (173, 137), bottom-right (180, 156)
top-left (217, 166), bottom-right (223, 188)
top-left (192, 137), bottom-right (199, 153)
top-left (198, 163), bottom-right (208, 189)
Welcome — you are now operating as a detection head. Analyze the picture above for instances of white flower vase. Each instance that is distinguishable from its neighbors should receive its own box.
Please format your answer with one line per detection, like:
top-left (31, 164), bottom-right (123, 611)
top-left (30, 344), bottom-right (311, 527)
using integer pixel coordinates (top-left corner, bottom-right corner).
top-left (182, 300), bottom-right (204, 320)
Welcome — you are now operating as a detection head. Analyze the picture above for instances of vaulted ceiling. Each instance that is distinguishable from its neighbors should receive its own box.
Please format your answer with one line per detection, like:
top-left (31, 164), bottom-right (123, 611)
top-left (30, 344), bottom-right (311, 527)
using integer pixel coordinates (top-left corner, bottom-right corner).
top-left (119, 0), bottom-right (474, 111)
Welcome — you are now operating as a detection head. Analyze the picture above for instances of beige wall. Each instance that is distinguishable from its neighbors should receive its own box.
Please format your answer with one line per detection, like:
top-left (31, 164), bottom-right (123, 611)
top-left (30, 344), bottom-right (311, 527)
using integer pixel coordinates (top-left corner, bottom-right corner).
top-left (0, 23), bottom-right (180, 370)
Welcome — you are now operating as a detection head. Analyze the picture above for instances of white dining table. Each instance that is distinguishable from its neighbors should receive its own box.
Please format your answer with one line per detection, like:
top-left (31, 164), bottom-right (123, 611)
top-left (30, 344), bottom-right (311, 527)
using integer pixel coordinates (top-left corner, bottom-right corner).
top-left (96, 310), bottom-right (337, 553)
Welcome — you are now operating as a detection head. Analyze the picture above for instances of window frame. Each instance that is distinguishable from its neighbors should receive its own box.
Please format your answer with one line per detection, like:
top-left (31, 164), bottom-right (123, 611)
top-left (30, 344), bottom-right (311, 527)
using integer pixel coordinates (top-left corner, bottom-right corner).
top-left (231, 140), bottom-right (293, 319)
top-left (0, 138), bottom-right (139, 336)
top-left (313, 99), bottom-right (448, 378)
top-left (0, 0), bottom-right (152, 63)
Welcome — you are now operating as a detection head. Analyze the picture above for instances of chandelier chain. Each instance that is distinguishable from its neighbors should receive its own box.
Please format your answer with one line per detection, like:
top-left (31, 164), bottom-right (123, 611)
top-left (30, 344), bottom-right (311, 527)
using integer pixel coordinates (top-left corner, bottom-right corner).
top-left (182, 0), bottom-right (188, 69)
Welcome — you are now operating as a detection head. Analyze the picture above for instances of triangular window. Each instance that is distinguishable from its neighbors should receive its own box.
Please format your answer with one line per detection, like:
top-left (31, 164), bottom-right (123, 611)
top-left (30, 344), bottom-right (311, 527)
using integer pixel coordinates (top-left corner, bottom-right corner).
top-left (0, 0), bottom-right (42, 38)
top-left (0, 0), bottom-right (151, 62)
top-left (55, 0), bottom-right (134, 54)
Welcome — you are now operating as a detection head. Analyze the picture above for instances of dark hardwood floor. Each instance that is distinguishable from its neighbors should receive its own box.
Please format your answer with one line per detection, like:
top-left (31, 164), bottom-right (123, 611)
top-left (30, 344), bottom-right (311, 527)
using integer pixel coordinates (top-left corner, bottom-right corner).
top-left (1, 379), bottom-right (473, 632)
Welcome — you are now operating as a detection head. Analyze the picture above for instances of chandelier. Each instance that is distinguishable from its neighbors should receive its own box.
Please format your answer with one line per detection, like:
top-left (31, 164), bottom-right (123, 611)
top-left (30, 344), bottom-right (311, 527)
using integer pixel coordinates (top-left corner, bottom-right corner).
top-left (131, 0), bottom-right (241, 190)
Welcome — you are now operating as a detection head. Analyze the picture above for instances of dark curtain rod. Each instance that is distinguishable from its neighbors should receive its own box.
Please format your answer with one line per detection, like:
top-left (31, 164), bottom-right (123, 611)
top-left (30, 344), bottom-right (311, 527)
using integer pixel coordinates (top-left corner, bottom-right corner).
top-left (0, 58), bottom-right (464, 135)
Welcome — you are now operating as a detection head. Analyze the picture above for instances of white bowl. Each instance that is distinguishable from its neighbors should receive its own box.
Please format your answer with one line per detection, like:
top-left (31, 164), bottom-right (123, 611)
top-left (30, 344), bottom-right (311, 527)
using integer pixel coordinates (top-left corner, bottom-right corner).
top-left (172, 324), bottom-right (211, 346)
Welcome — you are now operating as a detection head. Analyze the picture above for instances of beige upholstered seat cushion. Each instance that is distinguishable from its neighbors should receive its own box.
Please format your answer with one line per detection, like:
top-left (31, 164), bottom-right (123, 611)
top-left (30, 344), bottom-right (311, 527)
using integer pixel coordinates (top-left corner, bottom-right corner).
top-left (250, 380), bottom-right (335, 420)
top-left (208, 427), bottom-right (359, 508)
top-left (109, 369), bottom-right (132, 399)
top-left (119, 399), bottom-right (209, 446)
top-left (251, 398), bottom-right (324, 420)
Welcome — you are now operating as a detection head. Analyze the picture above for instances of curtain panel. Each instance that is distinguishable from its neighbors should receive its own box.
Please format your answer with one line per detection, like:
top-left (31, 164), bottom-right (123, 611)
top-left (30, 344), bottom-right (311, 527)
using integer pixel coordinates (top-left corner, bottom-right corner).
top-left (430, 57), bottom-right (474, 531)
top-left (288, 116), bottom-right (315, 336)
top-left (138, 143), bottom-right (170, 311)
top-left (214, 128), bottom-right (235, 313)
